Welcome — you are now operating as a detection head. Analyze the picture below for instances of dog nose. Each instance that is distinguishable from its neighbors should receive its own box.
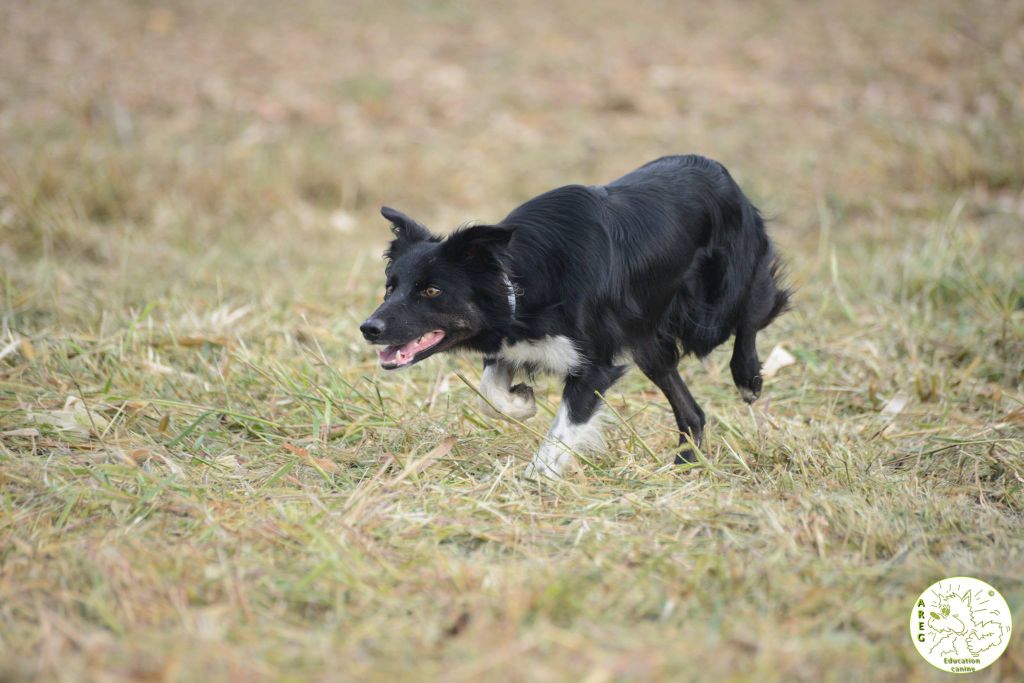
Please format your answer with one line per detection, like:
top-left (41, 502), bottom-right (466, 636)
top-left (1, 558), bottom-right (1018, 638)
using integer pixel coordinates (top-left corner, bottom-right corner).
top-left (360, 318), bottom-right (385, 341)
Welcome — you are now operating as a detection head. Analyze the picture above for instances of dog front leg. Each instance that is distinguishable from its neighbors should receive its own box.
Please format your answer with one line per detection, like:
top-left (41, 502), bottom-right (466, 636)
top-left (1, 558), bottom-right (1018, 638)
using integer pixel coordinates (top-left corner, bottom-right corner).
top-left (478, 358), bottom-right (536, 421)
top-left (525, 364), bottom-right (625, 480)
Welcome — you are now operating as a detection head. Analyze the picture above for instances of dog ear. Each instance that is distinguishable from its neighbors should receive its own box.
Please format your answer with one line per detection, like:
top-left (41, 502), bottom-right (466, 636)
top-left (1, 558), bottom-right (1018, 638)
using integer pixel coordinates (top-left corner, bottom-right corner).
top-left (381, 206), bottom-right (435, 244)
top-left (442, 224), bottom-right (515, 262)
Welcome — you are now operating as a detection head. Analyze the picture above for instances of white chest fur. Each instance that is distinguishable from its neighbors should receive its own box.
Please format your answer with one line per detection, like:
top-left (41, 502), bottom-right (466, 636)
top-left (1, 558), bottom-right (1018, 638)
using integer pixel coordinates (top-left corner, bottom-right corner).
top-left (498, 335), bottom-right (582, 375)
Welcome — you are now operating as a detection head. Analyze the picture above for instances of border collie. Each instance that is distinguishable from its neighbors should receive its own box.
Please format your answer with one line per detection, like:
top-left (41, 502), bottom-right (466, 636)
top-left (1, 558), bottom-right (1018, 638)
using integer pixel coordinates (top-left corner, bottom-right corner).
top-left (361, 155), bottom-right (789, 479)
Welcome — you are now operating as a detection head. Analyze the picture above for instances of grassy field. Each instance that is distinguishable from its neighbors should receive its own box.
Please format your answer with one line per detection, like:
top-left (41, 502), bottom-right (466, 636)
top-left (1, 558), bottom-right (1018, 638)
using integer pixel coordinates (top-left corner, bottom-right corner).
top-left (2, 0), bottom-right (1023, 681)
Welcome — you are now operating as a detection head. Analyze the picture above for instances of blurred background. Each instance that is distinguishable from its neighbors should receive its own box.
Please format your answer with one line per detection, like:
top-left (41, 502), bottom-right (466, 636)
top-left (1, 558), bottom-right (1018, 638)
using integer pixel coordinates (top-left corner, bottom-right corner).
top-left (2, 1), bottom-right (1023, 681)
top-left (4, 0), bottom-right (1022, 303)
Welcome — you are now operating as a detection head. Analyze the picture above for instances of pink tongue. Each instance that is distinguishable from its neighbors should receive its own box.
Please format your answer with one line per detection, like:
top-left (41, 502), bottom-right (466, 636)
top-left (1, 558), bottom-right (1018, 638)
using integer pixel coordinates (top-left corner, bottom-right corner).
top-left (379, 330), bottom-right (445, 367)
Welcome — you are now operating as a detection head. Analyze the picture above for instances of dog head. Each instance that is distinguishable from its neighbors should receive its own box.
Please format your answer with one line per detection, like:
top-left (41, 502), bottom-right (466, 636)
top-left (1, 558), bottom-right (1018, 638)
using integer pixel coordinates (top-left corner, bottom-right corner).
top-left (361, 206), bottom-right (514, 369)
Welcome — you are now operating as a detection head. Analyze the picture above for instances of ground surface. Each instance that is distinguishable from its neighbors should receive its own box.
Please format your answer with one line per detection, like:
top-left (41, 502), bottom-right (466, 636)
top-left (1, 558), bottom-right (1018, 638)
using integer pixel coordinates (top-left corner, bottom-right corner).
top-left (1, 1), bottom-right (1023, 681)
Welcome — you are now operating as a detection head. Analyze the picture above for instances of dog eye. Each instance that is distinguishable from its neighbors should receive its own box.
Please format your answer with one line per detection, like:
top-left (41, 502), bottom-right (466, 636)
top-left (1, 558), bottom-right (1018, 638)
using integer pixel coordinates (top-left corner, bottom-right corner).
top-left (384, 286), bottom-right (394, 300)
top-left (421, 286), bottom-right (441, 298)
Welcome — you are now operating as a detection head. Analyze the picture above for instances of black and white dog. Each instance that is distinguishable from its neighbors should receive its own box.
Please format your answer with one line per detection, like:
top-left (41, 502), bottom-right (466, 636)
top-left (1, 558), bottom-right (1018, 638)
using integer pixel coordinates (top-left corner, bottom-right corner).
top-left (361, 155), bottom-right (789, 478)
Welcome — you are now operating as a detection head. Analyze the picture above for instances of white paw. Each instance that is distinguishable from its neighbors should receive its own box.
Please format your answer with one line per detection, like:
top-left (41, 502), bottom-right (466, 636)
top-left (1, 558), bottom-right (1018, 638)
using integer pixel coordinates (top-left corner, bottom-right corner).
top-left (523, 445), bottom-right (570, 481)
top-left (523, 460), bottom-right (558, 481)
top-left (478, 384), bottom-right (536, 421)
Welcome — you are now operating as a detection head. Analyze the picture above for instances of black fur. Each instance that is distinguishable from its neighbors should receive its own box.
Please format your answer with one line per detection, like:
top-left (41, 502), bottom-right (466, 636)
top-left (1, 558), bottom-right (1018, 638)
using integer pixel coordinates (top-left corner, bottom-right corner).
top-left (362, 155), bottom-right (790, 464)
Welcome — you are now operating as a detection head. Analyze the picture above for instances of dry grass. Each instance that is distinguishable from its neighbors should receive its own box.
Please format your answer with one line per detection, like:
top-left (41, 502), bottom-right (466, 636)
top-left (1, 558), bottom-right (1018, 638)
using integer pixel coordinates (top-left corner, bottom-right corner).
top-left (1, 0), bottom-right (1023, 681)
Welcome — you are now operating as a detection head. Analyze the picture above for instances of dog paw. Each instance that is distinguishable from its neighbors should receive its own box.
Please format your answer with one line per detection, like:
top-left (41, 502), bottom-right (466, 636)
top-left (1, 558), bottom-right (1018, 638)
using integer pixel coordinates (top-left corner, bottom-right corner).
top-left (478, 383), bottom-right (536, 421)
top-left (675, 429), bottom-right (703, 464)
top-left (506, 384), bottom-right (536, 419)
top-left (523, 459), bottom-right (562, 481)
top-left (739, 375), bottom-right (762, 404)
top-left (674, 449), bottom-right (697, 465)
top-left (477, 398), bottom-right (503, 420)
top-left (523, 445), bottom-right (570, 480)
top-left (510, 383), bottom-right (533, 400)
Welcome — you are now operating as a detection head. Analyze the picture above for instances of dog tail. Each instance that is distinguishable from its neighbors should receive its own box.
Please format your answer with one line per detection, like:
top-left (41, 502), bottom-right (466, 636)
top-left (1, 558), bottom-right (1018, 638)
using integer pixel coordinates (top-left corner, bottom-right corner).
top-left (761, 253), bottom-right (792, 330)
top-left (669, 182), bottom-right (791, 357)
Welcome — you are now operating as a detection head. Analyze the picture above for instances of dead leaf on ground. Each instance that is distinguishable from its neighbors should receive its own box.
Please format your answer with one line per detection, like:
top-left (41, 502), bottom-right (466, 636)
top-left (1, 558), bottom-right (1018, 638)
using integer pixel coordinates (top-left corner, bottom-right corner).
top-left (175, 336), bottom-right (230, 348)
top-left (761, 345), bottom-right (796, 379)
top-left (143, 359), bottom-right (199, 380)
top-left (30, 396), bottom-right (109, 438)
top-left (284, 443), bottom-right (342, 474)
top-left (880, 394), bottom-right (909, 418)
top-left (2, 428), bottom-right (41, 437)
top-left (0, 338), bottom-right (22, 362)
top-left (20, 339), bottom-right (36, 361)
top-left (128, 448), bottom-right (153, 464)
top-left (312, 457), bottom-right (340, 473)
top-left (401, 437), bottom-right (456, 478)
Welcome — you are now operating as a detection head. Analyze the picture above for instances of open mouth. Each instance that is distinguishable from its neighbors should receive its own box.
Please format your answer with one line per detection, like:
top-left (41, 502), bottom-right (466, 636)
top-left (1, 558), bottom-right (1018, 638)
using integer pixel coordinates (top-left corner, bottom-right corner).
top-left (378, 330), bottom-right (446, 369)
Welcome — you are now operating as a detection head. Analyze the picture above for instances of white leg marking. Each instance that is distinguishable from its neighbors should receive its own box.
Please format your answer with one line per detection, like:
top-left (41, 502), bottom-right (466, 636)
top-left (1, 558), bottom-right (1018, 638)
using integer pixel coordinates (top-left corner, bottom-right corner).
top-left (478, 362), bottom-right (536, 421)
top-left (524, 403), bottom-right (606, 480)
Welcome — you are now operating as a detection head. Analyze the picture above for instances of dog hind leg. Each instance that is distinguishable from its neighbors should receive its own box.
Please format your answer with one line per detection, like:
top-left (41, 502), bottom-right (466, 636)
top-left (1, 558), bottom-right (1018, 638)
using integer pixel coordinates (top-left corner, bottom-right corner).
top-left (635, 342), bottom-right (706, 464)
top-left (730, 327), bottom-right (762, 404)
top-left (730, 256), bottom-right (790, 403)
